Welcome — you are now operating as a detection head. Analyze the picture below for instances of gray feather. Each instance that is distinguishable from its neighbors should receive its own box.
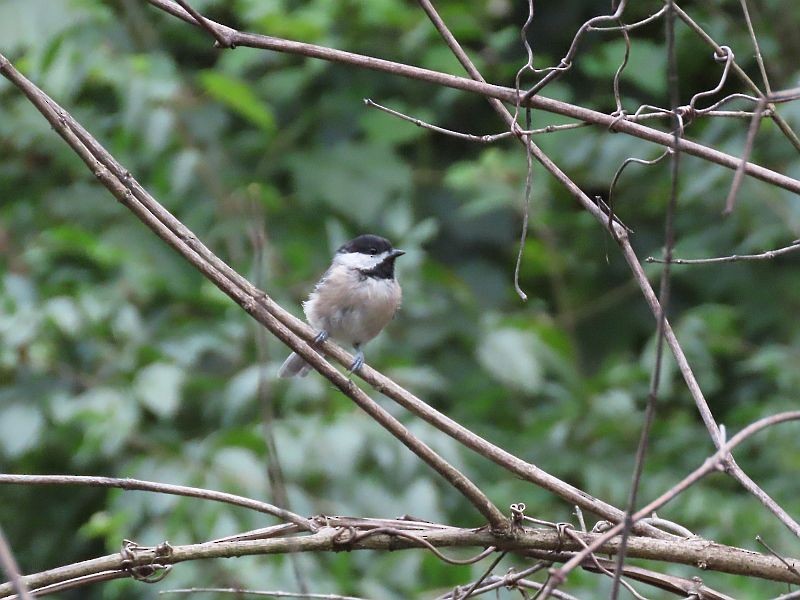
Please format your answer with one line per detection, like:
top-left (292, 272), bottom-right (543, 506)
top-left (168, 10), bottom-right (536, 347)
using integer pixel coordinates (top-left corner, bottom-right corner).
top-left (278, 352), bottom-right (313, 378)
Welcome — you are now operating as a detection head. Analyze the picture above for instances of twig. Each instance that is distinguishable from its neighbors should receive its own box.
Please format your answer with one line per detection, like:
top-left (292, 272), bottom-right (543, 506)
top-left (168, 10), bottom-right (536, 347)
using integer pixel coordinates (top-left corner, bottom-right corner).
top-left (513, 107), bottom-right (534, 302)
top-left (607, 150), bottom-right (670, 218)
top-left (171, 0), bottom-right (234, 47)
top-left (0, 526), bottom-right (31, 600)
top-left (522, 1), bottom-right (628, 96)
top-left (249, 208), bottom-right (309, 594)
top-left (645, 240), bottom-right (800, 264)
top-left (365, 98), bottom-right (594, 138)
top-left (0, 474), bottom-right (315, 531)
top-left (724, 97), bottom-right (768, 215)
top-left (363, 98), bottom-right (515, 143)
top-left (590, 6), bottom-right (667, 32)
top-left (455, 550), bottom-right (507, 599)
top-left (756, 536), bottom-right (800, 579)
top-left (738, 0), bottom-right (772, 95)
top-left (688, 46), bottom-right (734, 112)
top-left (160, 588), bottom-right (369, 600)
top-left (584, 558), bottom-right (735, 599)
top-left (639, 514), bottom-right (694, 538)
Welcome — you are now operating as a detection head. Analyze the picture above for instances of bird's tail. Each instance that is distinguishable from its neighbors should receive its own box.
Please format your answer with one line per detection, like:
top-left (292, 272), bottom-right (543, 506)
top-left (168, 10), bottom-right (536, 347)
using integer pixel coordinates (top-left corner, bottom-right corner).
top-left (278, 352), bottom-right (313, 378)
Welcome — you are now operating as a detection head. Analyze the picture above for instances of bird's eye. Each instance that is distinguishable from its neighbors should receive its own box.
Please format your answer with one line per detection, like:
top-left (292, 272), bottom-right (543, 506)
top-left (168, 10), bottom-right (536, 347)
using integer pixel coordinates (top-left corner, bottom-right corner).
top-left (368, 247), bottom-right (378, 255)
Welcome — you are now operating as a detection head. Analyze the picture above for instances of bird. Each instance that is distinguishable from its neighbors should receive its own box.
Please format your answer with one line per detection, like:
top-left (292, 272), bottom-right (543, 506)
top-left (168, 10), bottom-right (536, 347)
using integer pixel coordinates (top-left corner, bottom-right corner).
top-left (278, 234), bottom-right (405, 378)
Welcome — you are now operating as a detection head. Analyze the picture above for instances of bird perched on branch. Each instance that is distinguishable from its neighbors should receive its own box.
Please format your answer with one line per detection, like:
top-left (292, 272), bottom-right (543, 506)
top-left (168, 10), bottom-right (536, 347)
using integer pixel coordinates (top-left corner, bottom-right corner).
top-left (278, 234), bottom-right (405, 378)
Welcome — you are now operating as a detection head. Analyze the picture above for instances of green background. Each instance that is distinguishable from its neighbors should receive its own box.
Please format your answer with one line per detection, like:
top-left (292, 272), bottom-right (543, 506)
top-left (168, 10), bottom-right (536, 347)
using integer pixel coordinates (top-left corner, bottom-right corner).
top-left (2, 0), bottom-right (799, 597)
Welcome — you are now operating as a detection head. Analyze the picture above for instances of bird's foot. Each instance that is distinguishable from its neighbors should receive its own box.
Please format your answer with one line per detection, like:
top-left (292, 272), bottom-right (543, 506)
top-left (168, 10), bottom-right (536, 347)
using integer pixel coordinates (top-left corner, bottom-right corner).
top-left (313, 330), bottom-right (329, 345)
top-left (348, 349), bottom-right (365, 374)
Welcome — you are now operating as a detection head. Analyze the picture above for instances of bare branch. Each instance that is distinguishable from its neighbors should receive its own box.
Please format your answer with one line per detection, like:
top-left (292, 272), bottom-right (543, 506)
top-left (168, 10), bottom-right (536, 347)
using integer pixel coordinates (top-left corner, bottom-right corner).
top-left (739, 0), bottom-right (772, 95)
top-left (171, 0), bottom-right (234, 47)
top-left (160, 588), bottom-right (369, 600)
top-left (646, 240), bottom-right (800, 264)
top-left (724, 97), bottom-right (769, 215)
top-left (0, 474), bottom-right (316, 532)
top-left (3, 521), bottom-right (800, 598)
top-left (0, 526), bottom-right (31, 600)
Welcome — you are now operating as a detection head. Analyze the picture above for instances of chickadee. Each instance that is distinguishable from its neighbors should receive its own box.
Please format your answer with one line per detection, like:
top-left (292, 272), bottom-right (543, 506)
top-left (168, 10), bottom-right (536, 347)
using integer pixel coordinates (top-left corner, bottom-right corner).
top-left (278, 234), bottom-right (405, 378)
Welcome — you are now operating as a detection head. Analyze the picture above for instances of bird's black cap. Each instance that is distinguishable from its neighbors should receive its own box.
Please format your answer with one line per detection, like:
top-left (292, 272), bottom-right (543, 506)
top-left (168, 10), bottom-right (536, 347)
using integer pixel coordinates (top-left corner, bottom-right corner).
top-left (337, 234), bottom-right (394, 256)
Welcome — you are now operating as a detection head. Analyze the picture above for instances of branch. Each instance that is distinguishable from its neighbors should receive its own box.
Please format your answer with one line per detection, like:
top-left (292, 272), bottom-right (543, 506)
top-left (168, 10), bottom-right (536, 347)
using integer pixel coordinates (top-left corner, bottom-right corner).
top-left (3, 522), bottom-right (800, 598)
top-left (646, 239), bottom-right (800, 264)
top-left (144, 0), bottom-right (800, 196)
top-left (0, 474), bottom-right (317, 532)
top-left (161, 590), bottom-right (368, 600)
top-left (0, 527), bottom-right (30, 600)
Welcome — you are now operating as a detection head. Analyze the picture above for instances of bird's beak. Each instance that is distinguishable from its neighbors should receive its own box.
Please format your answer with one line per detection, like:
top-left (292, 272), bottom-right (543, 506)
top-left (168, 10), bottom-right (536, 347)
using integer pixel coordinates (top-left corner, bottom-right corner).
top-left (390, 249), bottom-right (406, 259)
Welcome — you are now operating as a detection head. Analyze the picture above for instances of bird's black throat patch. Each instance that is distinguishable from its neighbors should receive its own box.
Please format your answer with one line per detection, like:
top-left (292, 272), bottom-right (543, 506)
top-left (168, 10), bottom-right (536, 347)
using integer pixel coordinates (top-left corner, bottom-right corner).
top-left (358, 255), bottom-right (399, 280)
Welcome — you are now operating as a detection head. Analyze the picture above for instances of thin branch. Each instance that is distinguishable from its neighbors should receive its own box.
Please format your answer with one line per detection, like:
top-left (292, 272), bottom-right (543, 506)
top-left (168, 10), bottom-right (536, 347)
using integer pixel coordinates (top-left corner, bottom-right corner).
top-left (0, 474), bottom-right (316, 532)
top-left (0, 526), bottom-right (31, 600)
top-left (522, 0), bottom-right (628, 96)
top-left (584, 558), bottom-right (735, 600)
top-left (590, 6), bottom-right (668, 32)
top-left (724, 97), bottom-right (768, 214)
top-left (160, 588), bottom-right (369, 600)
top-left (363, 98), bottom-right (515, 142)
top-left (171, 0), bottom-right (234, 47)
top-left (756, 535), bottom-right (800, 579)
top-left (739, 0), bottom-right (771, 94)
top-left (249, 207), bottom-right (309, 594)
top-left (513, 107), bottom-right (534, 302)
top-left (143, 0), bottom-right (800, 195)
top-left (646, 240), bottom-right (800, 264)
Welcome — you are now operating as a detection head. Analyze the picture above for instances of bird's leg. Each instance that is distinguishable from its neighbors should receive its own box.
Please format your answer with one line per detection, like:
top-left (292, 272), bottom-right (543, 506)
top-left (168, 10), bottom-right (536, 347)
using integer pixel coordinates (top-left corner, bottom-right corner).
top-left (348, 344), bottom-right (365, 374)
top-left (313, 330), bottom-right (329, 345)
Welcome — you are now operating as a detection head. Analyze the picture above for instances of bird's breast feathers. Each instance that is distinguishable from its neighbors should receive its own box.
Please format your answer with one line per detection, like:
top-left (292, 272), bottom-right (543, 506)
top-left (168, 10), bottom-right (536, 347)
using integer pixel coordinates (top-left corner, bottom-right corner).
top-left (303, 266), bottom-right (401, 345)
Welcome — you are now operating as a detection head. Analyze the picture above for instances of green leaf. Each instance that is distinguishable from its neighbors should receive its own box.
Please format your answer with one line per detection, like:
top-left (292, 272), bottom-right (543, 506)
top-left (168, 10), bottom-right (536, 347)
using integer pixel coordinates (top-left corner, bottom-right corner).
top-left (198, 71), bottom-right (276, 133)
top-left (477, 327), bottom-right (544, 392)
top-left (134, 362), bottom-right (185, 418)
top-left (0, 403), bottom-right (44, 458)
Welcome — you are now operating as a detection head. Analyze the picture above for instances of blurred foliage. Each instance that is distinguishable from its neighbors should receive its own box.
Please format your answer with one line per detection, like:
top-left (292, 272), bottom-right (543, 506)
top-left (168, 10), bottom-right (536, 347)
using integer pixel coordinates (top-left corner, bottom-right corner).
top-left (1, 0), bottom-right (800, 598)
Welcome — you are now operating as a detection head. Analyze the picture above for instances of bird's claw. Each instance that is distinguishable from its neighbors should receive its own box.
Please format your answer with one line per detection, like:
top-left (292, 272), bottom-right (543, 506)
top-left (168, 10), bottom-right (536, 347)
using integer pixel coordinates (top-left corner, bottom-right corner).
top-left (348, 350), bottom-right (365, 374)
top-left (313, 330), bottom-right (329, 345)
